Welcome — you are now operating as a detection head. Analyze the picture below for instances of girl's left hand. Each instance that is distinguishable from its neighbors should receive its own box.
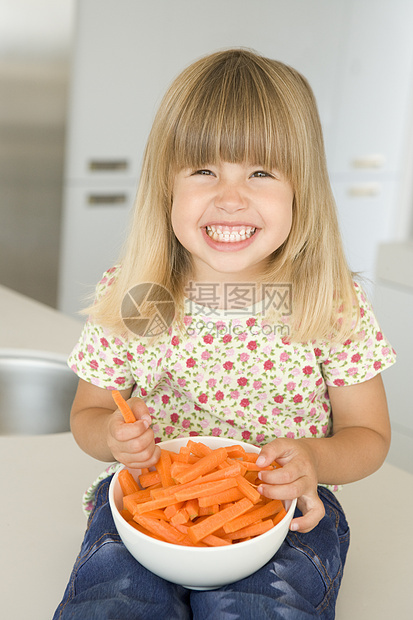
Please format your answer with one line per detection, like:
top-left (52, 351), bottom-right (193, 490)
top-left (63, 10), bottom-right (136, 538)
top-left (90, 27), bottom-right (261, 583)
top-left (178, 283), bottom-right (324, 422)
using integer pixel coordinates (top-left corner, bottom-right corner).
top-left (256, 438), bottom-right (325, 533)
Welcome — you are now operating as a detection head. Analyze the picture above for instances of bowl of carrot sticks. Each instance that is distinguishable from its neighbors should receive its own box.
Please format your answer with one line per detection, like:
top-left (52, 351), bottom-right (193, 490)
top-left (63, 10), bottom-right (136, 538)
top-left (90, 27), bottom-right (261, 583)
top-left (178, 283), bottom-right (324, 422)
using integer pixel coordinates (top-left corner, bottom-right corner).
top-left (109, 436), bottom-right (296, 590)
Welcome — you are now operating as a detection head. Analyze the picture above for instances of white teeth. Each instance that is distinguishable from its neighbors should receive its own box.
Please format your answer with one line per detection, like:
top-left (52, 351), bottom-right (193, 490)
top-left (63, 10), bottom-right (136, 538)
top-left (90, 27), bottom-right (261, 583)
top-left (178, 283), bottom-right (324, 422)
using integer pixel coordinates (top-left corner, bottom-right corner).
top-left (205, 225), bottom-right (256, 242)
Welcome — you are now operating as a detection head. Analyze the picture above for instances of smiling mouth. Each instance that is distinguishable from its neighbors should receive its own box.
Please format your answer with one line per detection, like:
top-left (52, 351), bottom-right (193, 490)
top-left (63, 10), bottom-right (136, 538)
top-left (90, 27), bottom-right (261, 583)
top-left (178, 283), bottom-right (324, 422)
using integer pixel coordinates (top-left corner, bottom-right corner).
top-left (205, 225), bottom-right (257, 243)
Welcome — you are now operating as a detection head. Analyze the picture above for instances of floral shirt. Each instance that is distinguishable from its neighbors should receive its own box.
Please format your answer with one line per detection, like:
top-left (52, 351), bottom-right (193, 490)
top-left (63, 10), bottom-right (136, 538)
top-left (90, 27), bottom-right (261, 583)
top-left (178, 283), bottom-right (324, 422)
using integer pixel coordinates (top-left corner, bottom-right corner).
top-left (69, 269), bottom-right (396, 512)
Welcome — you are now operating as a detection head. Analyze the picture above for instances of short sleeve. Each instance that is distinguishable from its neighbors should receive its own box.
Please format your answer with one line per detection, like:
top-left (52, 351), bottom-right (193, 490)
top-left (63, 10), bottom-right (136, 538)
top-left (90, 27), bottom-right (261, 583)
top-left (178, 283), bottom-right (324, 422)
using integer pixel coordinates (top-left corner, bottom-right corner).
top-left (67, 267), bottom-right (135, 390)
top-left (321, 282), bottom-right (396, 387)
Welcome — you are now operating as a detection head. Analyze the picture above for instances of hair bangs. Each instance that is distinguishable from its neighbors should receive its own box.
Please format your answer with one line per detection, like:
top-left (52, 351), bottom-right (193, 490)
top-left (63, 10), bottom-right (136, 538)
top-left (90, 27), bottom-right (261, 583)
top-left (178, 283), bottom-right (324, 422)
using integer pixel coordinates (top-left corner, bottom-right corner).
top-left (170, 55), bottom-right (292, 179)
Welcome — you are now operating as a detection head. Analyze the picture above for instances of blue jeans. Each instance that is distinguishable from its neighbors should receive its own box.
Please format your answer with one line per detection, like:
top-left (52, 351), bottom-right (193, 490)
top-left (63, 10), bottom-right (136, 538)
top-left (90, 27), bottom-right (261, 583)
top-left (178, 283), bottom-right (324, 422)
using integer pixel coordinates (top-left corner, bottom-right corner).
top-left (53, 477), bottom-right (349, 619)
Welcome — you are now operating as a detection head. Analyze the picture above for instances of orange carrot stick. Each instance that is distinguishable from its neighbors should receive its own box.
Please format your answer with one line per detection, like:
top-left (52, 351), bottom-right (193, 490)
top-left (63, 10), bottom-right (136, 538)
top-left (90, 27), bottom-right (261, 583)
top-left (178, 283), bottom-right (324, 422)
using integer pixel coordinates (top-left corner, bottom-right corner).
top-left (156, 449), bottom-right (175, 487)
top-left (202, 534), bottom-right (232, 546)
top-left (235, 474), bottom-right (262, 504)
top-left (133, 515), bottom-right (186, 544)
top-left (223, 519), bottom-right (274, 541)
top-left (223, 499), bottom-right (284, 534)
top-left (138, 470), bottom-right (161, 488)
top-left (173, 478), bottom-right (237, 502)
top-left (173, 447), bottom-right (228, 484)
top-left (273, 507), bottom-right (287, 525)
top-left (198, 486), bottom-right (244, 507)
top-left (188, 497), bottom-right (253, 544)
top-left (118, 469), bottom-right (140, 496)
top-left (111, 389), bottom-right (136, 423)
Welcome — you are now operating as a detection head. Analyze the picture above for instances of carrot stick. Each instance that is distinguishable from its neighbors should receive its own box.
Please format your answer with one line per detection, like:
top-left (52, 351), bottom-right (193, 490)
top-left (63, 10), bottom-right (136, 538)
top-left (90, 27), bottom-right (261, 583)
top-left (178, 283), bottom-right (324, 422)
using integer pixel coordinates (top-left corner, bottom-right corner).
top-left (164, 501), bottom-right (185, 520)
top-left (223, 519), bottom-right (274, 541)
top-left (273, 507), bottom-right (287, 525)
top-left (173, 447), bottom-right (228, 484)
top-left (225, 445), bottom-right (247, 459)
top-left (187, 440), bottom-right (212, 457)
top-left (173, 478), bottom-right (237, 502)
top-left (235, 474), bottom-right (262, 504)
top-left (133, 494), bottom-right (183, 515)
top-left (118, 469), bottom-right (140, 496)
top-left (111, 389), bottom-right (136, 423)
top-left (133, 515), bottom-right (186, 545)
top-left (185, 498), bottom-right (199, 520)
top-left (202, 534), bottom-right (232, 547)
top-left (188, 497), bottom-right (253, 543)
top-left (139, 470), bottom-right (161, 488)
top-left (156, 449), bottom-right (175, 487)
top-left (198, 487), bottom-right (244, 507)
top-left (223, 499), bottom-right (284, 534)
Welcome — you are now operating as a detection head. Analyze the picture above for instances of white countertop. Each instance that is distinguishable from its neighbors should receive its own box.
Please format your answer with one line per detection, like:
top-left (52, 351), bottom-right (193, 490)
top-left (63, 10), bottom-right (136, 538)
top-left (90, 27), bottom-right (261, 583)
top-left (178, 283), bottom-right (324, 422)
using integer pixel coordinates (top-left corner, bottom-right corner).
top-left (1, 285), bottom-right (412, 619)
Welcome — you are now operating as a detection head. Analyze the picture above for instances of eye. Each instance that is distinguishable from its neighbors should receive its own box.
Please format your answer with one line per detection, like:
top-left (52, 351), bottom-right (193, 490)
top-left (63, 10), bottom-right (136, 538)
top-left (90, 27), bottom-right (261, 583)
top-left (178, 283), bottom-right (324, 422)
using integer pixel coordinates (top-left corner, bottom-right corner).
top-left (250, 170), bottom-right (274, 178)
top-left (192, 169), bottom-right (215, 176)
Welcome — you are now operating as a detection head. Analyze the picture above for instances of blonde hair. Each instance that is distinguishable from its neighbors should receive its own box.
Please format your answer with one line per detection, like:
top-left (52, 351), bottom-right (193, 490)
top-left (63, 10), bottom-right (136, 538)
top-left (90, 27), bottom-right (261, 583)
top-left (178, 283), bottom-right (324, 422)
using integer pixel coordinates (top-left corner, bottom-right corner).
top-left (88, 48), bottom-right (358, 342)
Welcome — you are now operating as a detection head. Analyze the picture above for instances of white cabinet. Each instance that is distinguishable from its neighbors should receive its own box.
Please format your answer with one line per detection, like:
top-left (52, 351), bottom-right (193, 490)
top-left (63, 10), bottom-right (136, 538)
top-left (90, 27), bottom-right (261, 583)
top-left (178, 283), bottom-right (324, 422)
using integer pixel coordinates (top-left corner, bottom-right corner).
top-left (58, 0), bottom-right (413, 316)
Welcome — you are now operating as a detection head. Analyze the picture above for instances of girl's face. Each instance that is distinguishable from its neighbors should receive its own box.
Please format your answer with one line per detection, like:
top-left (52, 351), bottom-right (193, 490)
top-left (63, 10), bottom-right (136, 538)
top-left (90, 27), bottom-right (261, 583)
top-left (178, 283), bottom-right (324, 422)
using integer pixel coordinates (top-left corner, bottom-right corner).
top-left (171, 161), bottom-right (293, 284)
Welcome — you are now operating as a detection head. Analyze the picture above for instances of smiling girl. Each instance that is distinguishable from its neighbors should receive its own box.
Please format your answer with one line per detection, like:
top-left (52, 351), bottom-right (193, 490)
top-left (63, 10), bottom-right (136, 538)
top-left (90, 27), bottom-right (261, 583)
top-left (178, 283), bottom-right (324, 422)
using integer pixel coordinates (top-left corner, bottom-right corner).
top-left (54, 49), bottom-right (395, 620)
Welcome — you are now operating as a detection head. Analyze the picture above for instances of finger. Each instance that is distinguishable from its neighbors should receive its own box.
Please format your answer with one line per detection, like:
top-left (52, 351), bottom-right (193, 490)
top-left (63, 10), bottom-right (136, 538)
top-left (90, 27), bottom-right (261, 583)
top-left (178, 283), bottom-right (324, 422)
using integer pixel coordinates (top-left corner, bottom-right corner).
top-left (256, 438), bottom-right (295, 468)
top-left (290, 501), bottom-right (325, 533)
top-left (128, 397), bottom-right (152, 425)
top-left (121, 444), bottom-right (161, 470)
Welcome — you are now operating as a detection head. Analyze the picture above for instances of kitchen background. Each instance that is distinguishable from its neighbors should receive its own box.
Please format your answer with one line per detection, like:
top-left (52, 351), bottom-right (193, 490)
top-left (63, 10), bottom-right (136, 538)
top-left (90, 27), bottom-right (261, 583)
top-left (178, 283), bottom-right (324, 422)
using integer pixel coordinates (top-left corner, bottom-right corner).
top-left (0, 0), bottom-right (412, 470)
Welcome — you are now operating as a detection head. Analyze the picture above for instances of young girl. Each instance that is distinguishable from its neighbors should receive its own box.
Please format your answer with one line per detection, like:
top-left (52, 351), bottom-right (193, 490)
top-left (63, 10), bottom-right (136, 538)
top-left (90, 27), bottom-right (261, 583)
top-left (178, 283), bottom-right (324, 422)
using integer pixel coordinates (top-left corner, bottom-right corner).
top-left (54, 49), bottom-right (395, 619)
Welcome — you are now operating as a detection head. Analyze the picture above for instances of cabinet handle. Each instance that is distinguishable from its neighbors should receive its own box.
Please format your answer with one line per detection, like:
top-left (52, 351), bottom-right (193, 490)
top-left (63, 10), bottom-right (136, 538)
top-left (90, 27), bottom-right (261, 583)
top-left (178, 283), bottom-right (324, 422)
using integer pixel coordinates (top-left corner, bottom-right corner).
top-left (351, 154), bottom-right (385, 169)
top-left (347, 183), bottom-right (381, 197)
top-left (88, 194), bottom-right (127, 205)
top-left (88, 160), bottom-right (129, 171)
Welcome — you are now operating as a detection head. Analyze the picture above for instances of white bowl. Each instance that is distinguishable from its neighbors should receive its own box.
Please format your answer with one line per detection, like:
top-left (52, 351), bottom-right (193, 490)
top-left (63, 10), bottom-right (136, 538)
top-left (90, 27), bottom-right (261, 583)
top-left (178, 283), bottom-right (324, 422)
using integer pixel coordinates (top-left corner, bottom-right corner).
top-left (109, 436), bottom-right (296, 590)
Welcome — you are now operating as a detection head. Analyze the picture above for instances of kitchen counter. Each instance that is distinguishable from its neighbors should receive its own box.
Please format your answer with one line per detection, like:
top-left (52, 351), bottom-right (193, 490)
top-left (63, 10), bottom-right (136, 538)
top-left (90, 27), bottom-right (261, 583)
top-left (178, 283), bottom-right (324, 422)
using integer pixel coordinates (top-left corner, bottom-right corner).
top-left (0, 285), bottom-right (412, 619)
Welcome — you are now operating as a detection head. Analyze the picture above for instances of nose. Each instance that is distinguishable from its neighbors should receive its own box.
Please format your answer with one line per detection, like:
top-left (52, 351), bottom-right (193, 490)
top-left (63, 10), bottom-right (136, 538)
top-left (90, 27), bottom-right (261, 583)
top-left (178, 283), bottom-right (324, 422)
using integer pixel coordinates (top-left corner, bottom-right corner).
top-left (214, 181), bottom-right (247, 213)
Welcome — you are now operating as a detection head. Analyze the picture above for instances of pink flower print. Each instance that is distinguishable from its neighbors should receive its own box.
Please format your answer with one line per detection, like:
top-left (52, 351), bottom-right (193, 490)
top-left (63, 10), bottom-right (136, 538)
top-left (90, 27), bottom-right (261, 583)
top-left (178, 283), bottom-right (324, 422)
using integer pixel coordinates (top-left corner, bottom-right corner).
top-left (293, 394), bottom-right (303, 403)
top-left (374, 360), bottom-right (382, 370)
top-left (78, 351), bottom-right (84, 361)
top-left (376, 331), bottom-right (383, 341)
top-left (264, 360), bottom-right (274, 370)
top-left (140, 388), bottom-right (147, 397)
top-left (246, 317), bottom-right (256, 327)
top-left (195, 373), bottom-right (204, 383)
top-left (208, 378), bottom-right (217, 388)
top-left (100, 337), bottom-right (109, 348)
top-left (322, 424), bottom-right (328, 434)
top-left (309, 425), bottom-right (318, 435)
top-left (316, 378), bottom-right (323, 387)
top-left (240, 398), bottom-right (250, 407)
top-left (303, 365), bottom-right (314, 375)
top-left (171, 336), bottom-right (179, 346)
top-left (333, 378), bottom-right (345, 386)
top-left (87, 344), bottom-right (95, 354)
top-left (201, 351), bottom-right (211, 360)
top-left (198, 393), bottom-right (208, 404)
top-left (70, 363), bottom-right (78, 373)
top-left (212, 427), bottom-right (222, 436)
top-left (272, 407), bottom-right (281, 415)
top-left (162, 395), bottom-right (170, 404)
top-left (223, 375), bottom-right (232, 385)
top-left (237, 377), bottom-right (248, 386)
top-left (223, 334), bottom-right (232, 343)
top-left (242, 430), bottom-right (251, 440)
top-left (186, 357), bottom-right (196, 368)
top-left (114, 338), bottom-right (123, 346)
top-left (105, 367), bottom-right (115, 376)
top-left (113, 357), bottom-right (124, 366)
top-left (286, 431), bottom-right (295, 439)
top-left (126, 351), bottom-right (133, 361)
top-left (170, 413), bottom-right (179, 423)
top-left (90, 359), bottom-right (99, 370)
top-left (182, 419), bottom-right (191, 429)
top-left (165, 426), bottom-right (174, 435)
top-left (227, 419), bottom-right (235, 426)
top-left (282, 336), bottom-right (291, 346)
top-left (253, 380), bottom-right (262, 390)
top-left (256, 433), bottom-right (265, 443)
top-left (247, 340), bottom-right (257, 350)
top-left (223, 361), bottom-right (233, 371)
top-left (381, 347), bottom-right (390, 356)
top-left (343, 339), bottom-right (352, 346)
top-left (114, 377), bottom-right (126, 385)
top-left (200, 419), bottom-right (210, 429)
top-left (274, 395), bottom-right (284, 403)
top-left (286, 382), bottom-right (296, 392)
top-left (165, 348), bottom-right (172, 358)
top-left (280, 352), bottom-right (289, 362)
top-left (294, 416), bottom-right (303, 423)
top-left (183, 315), bottom-right (192, 326)
top-left (203, 334), bottom-right (213, 344)
top-left (258, 416), bottom-right (267, 424)
top-left (240, 353), bottom-right (249, 362)
top-left (136, 343), bottom-right (145, 354)
top-left (227, 428), bottom-right (237, 438)
top-left (314, 348), bottom-right (322, 357)
top-left (347, 367), bottom-right (358, 376)
top-left (230, 390), bottom-right (240, 400)
top-left (215, 390), bottom-right (224, 401)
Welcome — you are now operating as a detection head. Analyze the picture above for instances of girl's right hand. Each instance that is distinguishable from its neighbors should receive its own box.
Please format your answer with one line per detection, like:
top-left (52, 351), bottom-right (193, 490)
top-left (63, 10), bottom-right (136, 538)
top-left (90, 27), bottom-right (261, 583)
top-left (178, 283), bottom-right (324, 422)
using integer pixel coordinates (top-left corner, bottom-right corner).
top-left (107, 397), bottom-right (161, 469)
